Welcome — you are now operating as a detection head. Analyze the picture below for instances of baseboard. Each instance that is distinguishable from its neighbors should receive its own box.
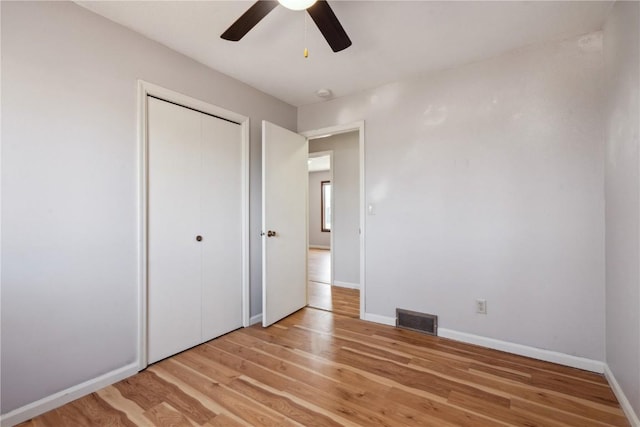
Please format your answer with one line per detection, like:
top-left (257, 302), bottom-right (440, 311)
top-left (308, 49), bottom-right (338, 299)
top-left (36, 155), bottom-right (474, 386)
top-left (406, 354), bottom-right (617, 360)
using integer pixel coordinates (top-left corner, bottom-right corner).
top-left (333, 280), bottom-right (360, 290)
top-left (438, 328), bottom-right (605, 373)
top-left (363, 312), bottom-right (396, 326)
top-left (0, 362), bottom-right (139, 427)
top-left (308, 245), bottom-right (330, 250)
top-left (361, 312), bottom-right (604, 373)
top-left (604, 364), bottom-right (640, 426)
top-left (249, 313), bottom-right (263, 325)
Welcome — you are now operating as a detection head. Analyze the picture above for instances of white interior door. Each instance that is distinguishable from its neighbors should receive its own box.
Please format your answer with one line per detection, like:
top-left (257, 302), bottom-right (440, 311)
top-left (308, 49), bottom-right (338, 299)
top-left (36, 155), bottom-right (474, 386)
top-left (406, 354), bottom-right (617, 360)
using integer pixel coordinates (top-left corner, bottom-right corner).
top-left (148, 97), bottom-right (243, 363)
top-left (148, 98), bottom-right (202, 363)
top-left (262, 121), bottom-right (308, 326)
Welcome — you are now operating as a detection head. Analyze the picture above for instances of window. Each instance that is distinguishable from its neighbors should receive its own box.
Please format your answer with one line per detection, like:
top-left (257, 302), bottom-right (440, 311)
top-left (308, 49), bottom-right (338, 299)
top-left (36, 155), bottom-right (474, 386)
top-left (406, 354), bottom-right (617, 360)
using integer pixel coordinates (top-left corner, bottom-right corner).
top-left (321, 180), bottom-right (331, 232)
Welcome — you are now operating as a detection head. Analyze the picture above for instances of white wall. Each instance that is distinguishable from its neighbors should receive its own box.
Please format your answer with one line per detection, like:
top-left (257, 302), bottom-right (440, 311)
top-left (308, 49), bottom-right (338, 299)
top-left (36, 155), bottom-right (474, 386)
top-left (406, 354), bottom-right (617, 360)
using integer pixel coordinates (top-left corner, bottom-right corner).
top-left (604, 0), bottom-right (640, 417)
top-left (309, 133), bottom-right (360, 286)
top-left (299, 32), bottom-right (605, 360)
top-left (1, 1), bottom-right (295, 416)
top-left (309, 171), bottom-right (331, 248)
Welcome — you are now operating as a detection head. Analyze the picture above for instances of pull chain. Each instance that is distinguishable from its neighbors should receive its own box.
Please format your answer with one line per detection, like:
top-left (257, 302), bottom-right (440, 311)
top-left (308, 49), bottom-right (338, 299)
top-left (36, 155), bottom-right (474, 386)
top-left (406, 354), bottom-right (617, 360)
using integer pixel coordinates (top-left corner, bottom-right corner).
top-left (304, 13), bottom-right (309, 58)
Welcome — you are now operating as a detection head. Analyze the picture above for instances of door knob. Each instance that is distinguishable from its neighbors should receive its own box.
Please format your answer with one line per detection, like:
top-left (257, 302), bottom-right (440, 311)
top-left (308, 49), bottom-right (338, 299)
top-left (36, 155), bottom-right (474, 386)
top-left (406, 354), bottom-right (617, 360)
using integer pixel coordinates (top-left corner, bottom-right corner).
top-left (196, 235), bottom-right (203, 242)
top-left (267, 230), bottom-right (277, 237)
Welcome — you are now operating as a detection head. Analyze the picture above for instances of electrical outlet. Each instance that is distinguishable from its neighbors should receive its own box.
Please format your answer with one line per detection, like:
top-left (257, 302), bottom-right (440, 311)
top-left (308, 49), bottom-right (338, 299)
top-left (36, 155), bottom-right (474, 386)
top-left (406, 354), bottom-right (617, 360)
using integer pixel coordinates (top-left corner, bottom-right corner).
top-left (476, 299), bottom-right (487, 314)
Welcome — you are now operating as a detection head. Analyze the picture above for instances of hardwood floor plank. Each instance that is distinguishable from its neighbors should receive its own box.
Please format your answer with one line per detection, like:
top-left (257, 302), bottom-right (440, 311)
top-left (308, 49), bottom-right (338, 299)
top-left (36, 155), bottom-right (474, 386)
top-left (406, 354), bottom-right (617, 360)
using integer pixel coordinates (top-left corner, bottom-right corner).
top-left (240, 322), bottom-right (516, 425)
top-left (386, 387), bottom-right (506, 427)
top-left (114, 370), bottom-right (215, 424)
top-left (529, 370), bottom-right (619, 407)
top-left (152, 358), bottom-right (290, 426)
top-left (143, 402), bottom-right (194, 427)
top-left (96, 386), bottom-right (150, 426)
top-left (308, 281), bottom-right (333, 311)
top-left (36, 392), bottom-right (136, 427)
top-left (19, 303), bottom-right (630, 427)
top-left (510, 398), bottom-right (628, 427)
top-left (226, 377), bottom-right (344, 427)
top-left (205, 339), bottom-right (408, 426)
top-left (150, 361), bottom-right (248, 425)
top-left (203, 413), bottom-right (246, 427)
top-left (172, 350), bottom-right (241, 385)
top-left (308, 249), bottom-right (331, 284)
top-left (447, 390), bottom-right (568, 427)
top-left (372, 326), bottom-right (607, 384)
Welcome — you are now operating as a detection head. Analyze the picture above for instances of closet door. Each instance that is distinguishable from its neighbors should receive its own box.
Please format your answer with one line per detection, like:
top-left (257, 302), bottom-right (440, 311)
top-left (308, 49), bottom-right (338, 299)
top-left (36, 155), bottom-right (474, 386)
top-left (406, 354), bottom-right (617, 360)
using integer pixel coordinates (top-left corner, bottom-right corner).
top-left (201, 114), bottom-right (243, 341)
top-left (147, 97), bottom-right (202, 364)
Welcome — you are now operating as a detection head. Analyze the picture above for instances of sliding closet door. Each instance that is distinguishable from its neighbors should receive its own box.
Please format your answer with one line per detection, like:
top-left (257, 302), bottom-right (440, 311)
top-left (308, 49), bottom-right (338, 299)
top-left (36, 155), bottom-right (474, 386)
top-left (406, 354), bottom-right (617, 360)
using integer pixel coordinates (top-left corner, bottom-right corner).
top-left (200, 114), bottom-right (243, 341)
top-left (148, 97), bottom-right (202, 364)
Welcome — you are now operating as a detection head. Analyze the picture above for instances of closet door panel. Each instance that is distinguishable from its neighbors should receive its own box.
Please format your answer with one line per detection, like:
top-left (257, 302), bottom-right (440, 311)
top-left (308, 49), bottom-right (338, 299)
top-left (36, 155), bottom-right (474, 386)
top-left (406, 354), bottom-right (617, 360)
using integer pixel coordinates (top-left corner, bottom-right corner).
top-left (147, 97), bottom-right (202, 364)
top-left (200, 114), bottom-right (243, 341)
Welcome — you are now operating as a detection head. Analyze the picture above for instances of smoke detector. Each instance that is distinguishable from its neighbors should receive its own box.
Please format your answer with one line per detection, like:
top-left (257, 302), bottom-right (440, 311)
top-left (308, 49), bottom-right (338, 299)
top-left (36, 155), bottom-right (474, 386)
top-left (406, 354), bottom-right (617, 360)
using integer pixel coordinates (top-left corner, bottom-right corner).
top-left (315, 88), bottom-right (332, 99)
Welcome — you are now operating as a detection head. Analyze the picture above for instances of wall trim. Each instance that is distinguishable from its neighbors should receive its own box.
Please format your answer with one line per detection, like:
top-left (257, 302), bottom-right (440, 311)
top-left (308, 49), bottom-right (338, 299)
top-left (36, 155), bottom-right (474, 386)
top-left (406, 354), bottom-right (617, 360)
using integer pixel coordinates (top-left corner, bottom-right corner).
top-left (362, 312), bottom-right (605, 373)
top-left (249, 314), bottom-right (263, 325)
top-left (604, 365), bottom-right (640, 426)
top-left (0, 363), bottom-right (138, 427)
top-left (438, 328), bottom-right (605, 373)
top-left (363, 312), bottom-right (396, 326)
top-left (333, 280), bottom-right (360, 290)
top-left (308, 245), bottom-right (330, 250)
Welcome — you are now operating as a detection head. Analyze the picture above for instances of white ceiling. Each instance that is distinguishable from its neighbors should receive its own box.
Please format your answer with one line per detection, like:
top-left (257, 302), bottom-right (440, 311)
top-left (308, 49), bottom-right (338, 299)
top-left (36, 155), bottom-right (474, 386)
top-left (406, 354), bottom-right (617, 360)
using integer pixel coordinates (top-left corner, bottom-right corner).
top-left (76, 1), bottom-right (613, 107)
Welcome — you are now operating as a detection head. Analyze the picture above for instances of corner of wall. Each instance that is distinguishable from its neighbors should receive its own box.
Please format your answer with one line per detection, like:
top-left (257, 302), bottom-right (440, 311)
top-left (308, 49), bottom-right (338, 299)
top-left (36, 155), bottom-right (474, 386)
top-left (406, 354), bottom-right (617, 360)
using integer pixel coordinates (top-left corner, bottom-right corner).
top-left (605, 365), bottom-right (640, 427)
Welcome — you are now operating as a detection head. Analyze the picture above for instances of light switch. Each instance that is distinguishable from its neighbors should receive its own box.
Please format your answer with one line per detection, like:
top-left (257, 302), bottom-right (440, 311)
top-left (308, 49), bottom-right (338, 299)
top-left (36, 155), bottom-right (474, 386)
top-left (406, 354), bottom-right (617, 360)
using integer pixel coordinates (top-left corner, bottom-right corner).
top-left (368, 204), bottom-right (376, 215)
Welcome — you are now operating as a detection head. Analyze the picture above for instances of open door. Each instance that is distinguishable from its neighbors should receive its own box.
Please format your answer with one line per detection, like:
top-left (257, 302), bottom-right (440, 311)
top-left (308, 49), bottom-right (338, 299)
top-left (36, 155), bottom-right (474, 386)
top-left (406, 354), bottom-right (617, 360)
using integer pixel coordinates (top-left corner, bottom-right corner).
top-left (262, 121), bottom-right (308, 326)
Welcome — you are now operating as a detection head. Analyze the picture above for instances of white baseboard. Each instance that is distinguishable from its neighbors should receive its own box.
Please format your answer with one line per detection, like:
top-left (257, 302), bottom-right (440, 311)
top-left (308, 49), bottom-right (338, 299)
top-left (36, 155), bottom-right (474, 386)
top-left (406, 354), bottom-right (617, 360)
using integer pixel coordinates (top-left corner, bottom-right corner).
top-left (361, 312), bottom-right (604, 373)
top-left (604, 364), bottom-right (640, 426)
top-left (249, 314), bottom-right (263, 325)
top-left (308, 245), bottom-right (330, 250)
top-left (0, 362), bottom-right (139, 427)
top-left (363, 312), bottom-right (395, 326)
top-left (333, 281), bottom-right (360, 290)
top-left (438, 328), bottom-right (605, 373)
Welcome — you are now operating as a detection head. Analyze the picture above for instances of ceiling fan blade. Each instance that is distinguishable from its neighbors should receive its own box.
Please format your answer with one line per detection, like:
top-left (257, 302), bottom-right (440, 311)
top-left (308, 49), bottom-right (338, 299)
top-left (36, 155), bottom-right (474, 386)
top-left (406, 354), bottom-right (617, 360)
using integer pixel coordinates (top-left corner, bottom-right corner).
top-left (221, 1), bottom-right (279, 41)
top-left (306, 0), bottom-right (352, 52)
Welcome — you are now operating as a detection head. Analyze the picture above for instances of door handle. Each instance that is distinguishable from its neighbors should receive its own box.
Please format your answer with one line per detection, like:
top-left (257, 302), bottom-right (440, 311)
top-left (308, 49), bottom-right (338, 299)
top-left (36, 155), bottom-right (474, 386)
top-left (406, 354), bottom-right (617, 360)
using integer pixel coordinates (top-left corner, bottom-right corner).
top-left (267, 230), bottom-right (277, 237)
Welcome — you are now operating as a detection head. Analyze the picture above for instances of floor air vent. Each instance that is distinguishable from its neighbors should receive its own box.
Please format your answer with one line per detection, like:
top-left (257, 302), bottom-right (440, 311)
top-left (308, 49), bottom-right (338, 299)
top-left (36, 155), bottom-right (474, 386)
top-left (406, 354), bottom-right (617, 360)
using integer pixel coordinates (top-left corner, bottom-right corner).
top-left (396, 308), bottom-right (438, 336)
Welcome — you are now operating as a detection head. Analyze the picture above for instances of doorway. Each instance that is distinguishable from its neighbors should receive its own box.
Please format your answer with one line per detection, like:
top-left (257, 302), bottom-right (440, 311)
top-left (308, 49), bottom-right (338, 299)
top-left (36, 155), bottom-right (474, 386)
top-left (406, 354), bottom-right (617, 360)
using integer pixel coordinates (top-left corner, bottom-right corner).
top-left (306, 131), bottom-right (361, 318)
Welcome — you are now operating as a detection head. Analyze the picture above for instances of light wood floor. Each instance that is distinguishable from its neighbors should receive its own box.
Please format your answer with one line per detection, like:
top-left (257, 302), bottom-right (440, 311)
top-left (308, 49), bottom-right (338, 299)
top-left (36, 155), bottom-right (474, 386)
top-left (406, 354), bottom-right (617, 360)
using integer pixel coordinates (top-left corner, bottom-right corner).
top-left (20, 306), bottom-right (629, 426)
top-left (307, 248), bottom-right (360, 318)
top-left (308, 248), bottom-right (331, 284)
top-left (308, 281), bottom-right (360, 318)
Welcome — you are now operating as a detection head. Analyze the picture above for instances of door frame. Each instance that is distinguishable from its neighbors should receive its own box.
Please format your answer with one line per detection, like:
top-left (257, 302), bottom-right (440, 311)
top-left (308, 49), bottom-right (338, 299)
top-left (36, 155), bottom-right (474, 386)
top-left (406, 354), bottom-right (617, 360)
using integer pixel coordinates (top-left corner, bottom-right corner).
top-left (137, 80), bottom-right (250, 370)
top-left (301, 121), bottom-right (365, 319)
top-left (307, 150), bottom-right (334, 287)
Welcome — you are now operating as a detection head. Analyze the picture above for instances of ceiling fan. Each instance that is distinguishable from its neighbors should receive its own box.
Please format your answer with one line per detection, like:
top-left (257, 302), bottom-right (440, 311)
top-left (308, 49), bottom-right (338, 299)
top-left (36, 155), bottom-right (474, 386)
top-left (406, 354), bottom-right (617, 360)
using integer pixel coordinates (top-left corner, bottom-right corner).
top-left (221, 0), bottom-right (352, 53)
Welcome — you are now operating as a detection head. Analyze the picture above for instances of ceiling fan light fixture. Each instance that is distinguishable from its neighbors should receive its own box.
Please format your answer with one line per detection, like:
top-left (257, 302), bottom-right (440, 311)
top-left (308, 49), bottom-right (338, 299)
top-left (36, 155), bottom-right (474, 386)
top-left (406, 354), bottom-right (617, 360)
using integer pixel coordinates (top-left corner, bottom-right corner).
top-left (278, 0), bottom-right (317, 11)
